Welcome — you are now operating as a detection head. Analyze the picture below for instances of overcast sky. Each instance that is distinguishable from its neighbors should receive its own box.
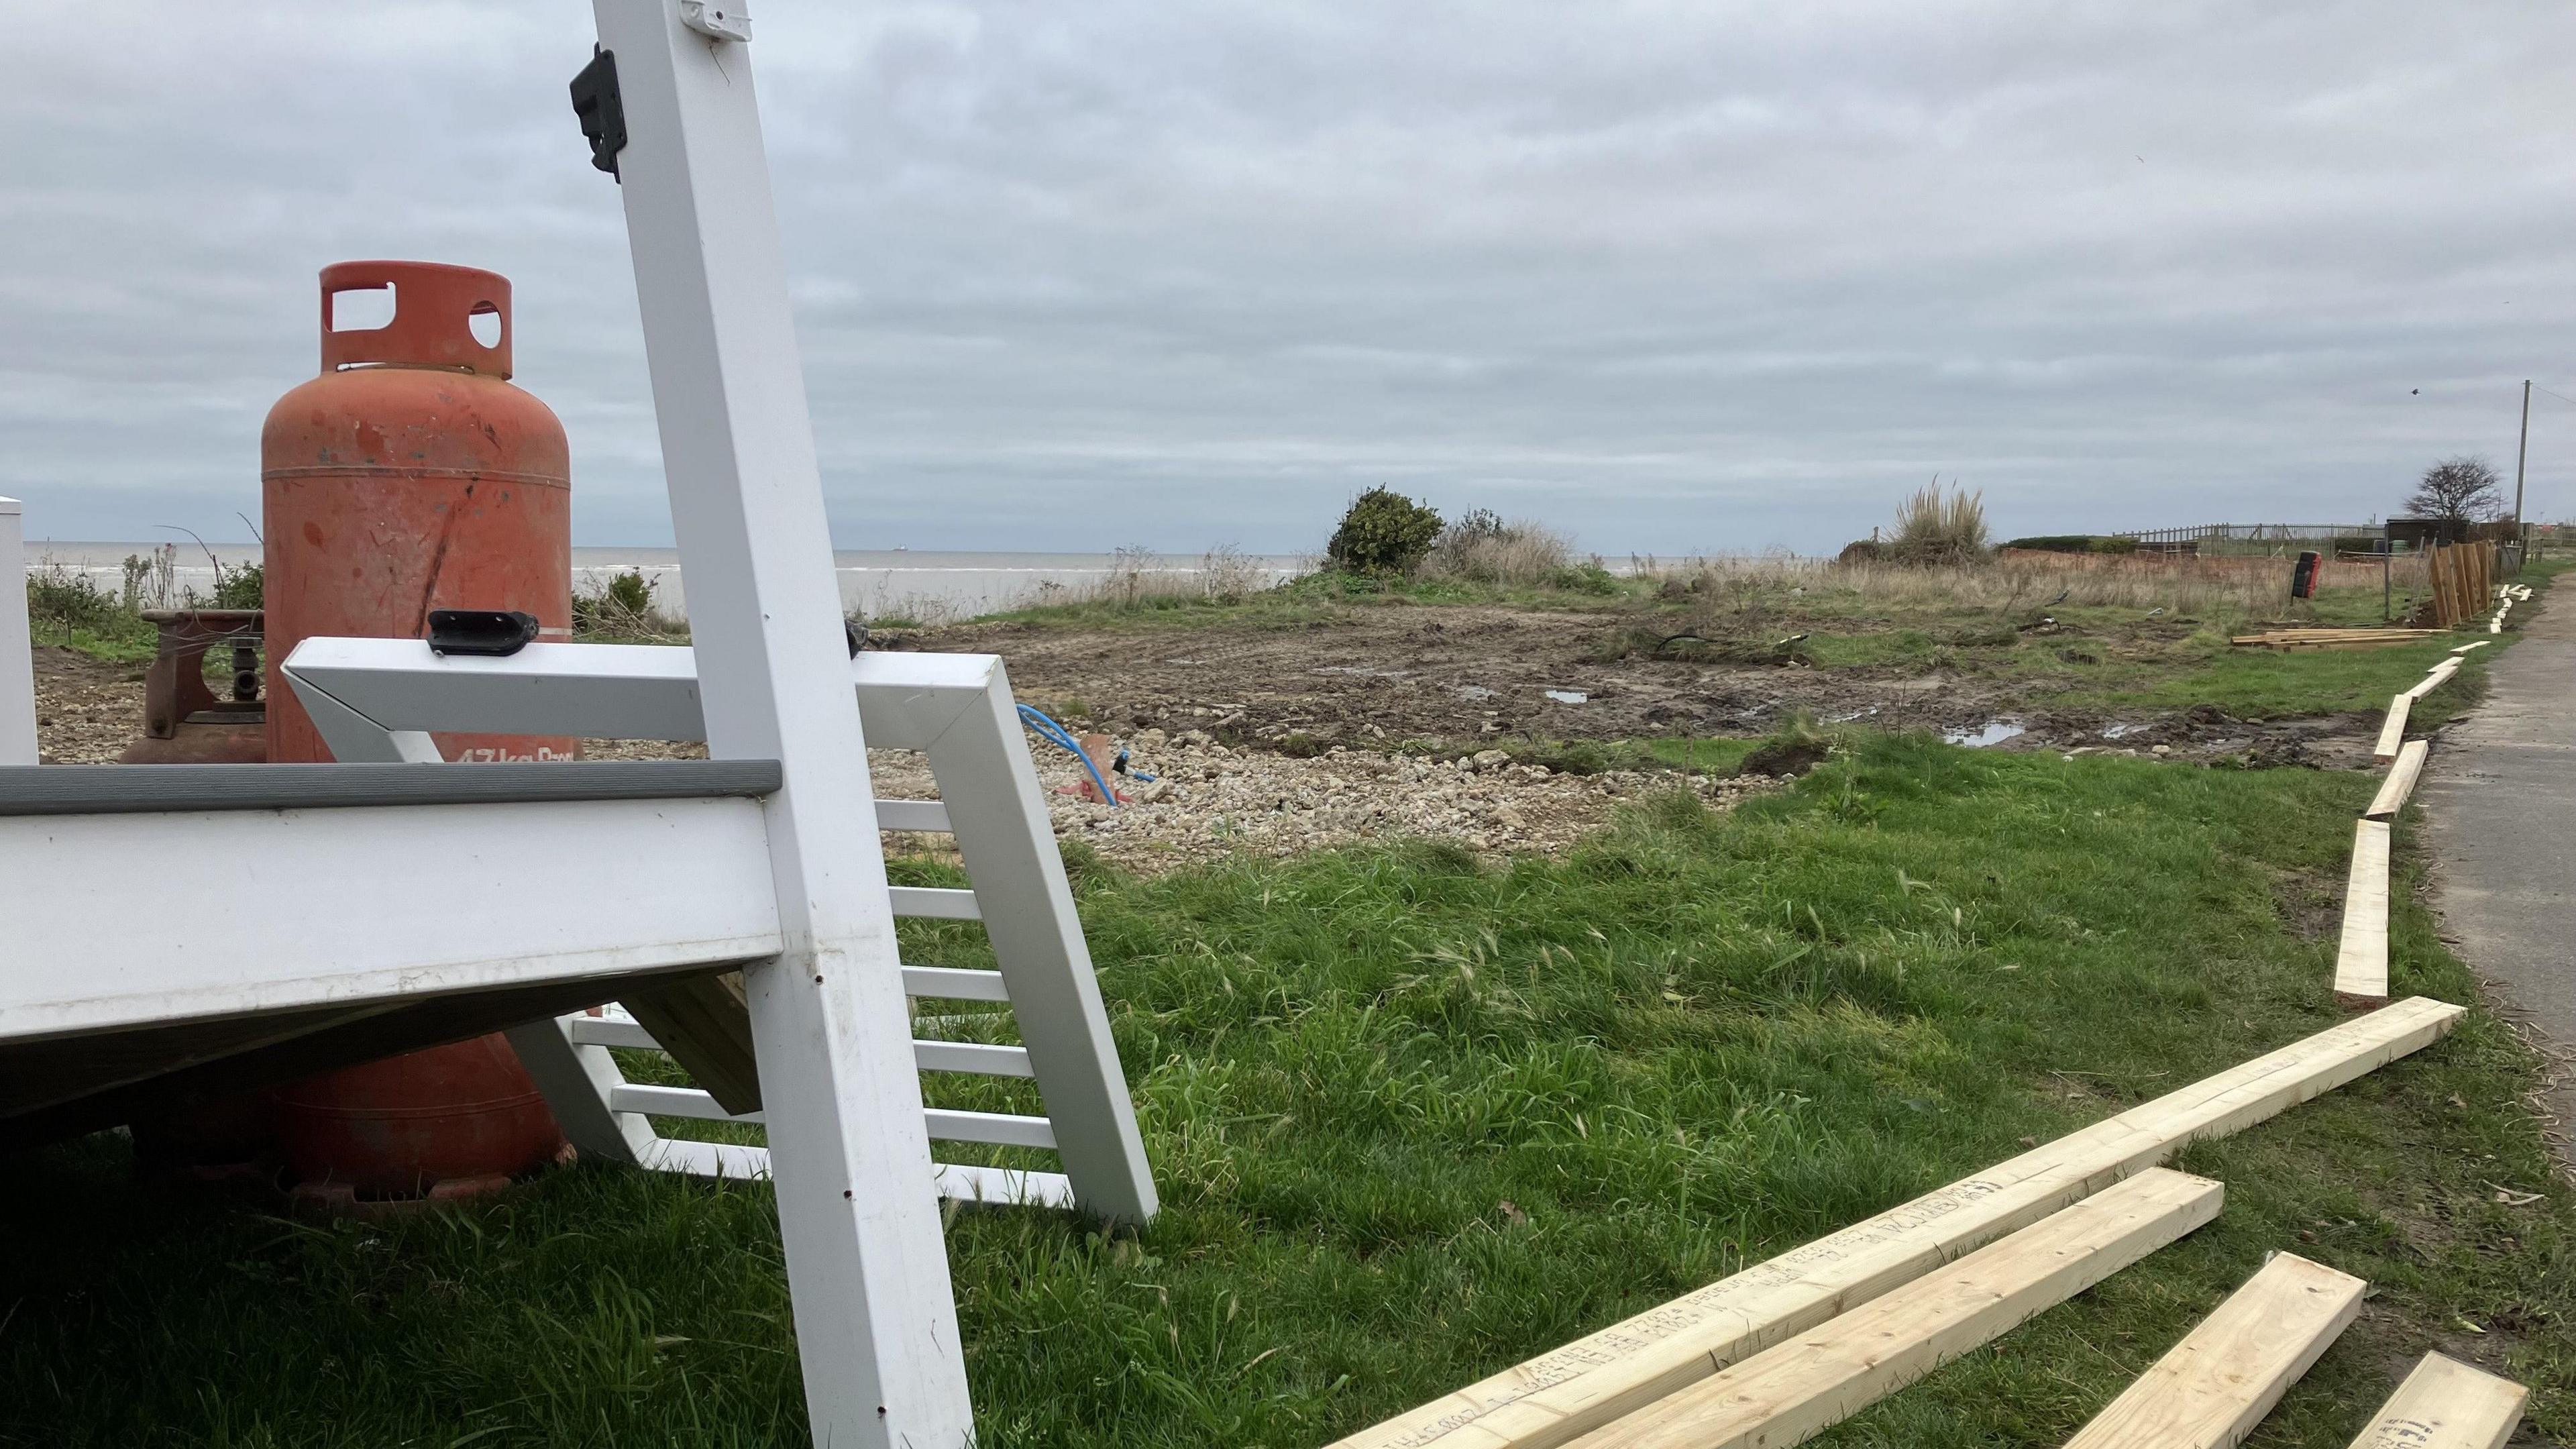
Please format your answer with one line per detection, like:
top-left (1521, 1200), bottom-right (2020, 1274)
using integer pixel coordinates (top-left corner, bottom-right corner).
top-left (4, 1), bottom-right (2571, 555)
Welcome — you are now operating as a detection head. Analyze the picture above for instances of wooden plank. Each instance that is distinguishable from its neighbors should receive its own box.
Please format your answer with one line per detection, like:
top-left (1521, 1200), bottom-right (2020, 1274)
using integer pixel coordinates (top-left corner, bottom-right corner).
top-left (2374, 694), bottom-right (2413, 763)
top-left (1330, 998), bottom-right (2463, 1449)
top-left (2334, 820), bottom-right (2392, 1000)
top-left (2364, 741), bottom-right (2429, 821)
top-left (2235, 636), bottom-right (2434, 651)
top-left (2345, 1354), bottom-right (2526, 1449)
top-left (2406, 660), bottom-right (2461, 701)
top-left (2232, 630), bottom-right (2434, 643)
top-left (2233, 631), bottom-right (2434, 645)
top-left (1558, 1170), bottom-right (2224, 1449)
top-left (2061, 1252), bottom-right (2364, 1449)
top-left (2451, 641), bottom-right (2490, 655)
top-left (622, 971), bottom-right (763, 1115)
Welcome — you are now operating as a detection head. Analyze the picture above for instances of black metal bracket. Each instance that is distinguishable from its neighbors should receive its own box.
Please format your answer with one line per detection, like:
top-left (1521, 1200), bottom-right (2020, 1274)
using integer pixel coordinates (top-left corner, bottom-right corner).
top-left (426, 609), bottom-right (543, 657)
top-left (570, 46), bottom-right (627, 181)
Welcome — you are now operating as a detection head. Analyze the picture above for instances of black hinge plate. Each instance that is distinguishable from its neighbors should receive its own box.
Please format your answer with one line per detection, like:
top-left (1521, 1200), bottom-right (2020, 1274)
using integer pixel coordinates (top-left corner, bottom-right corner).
top-left (570, 46), bottom-right (627, 180)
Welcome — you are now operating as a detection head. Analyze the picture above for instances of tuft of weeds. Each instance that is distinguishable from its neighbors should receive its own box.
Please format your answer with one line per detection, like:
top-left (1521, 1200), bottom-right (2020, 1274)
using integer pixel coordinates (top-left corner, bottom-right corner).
top-left (1507, 739), bottom-right (1611, 775)
top-left (1737, 714), bottom-right (1834, 778)
top-left (23, 564), bottom-right (157, 659)
top-left (572, 570), bottom-right (682, 641)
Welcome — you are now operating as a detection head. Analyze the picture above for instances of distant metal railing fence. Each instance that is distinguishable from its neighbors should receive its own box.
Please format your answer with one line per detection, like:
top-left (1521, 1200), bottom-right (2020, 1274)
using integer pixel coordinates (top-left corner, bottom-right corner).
top-left (2114, 523), bottom-right (2381, 545)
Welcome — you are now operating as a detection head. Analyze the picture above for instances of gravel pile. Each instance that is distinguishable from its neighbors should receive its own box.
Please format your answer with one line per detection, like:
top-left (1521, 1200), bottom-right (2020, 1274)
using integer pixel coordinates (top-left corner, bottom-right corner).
top-left (30, 647), bottom-right (145, 763)
top-left (875, 728), bottom-right (1784, 873)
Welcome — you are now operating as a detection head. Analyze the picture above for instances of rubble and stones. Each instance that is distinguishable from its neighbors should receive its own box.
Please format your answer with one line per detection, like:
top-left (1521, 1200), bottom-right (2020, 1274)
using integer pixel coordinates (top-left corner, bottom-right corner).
top-left (863, 729), bottom-right (1785, 874)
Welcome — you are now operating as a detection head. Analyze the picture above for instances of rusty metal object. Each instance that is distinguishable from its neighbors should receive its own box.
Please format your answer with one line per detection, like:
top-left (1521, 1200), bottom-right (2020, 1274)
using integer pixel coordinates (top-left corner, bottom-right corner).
top-left (116, 609), bottom-right (266, 767)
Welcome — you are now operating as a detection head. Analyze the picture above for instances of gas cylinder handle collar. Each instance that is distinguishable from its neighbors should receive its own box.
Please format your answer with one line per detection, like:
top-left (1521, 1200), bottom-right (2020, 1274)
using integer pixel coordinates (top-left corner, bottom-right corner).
top-left (680, 0), bottom-right (751, 42)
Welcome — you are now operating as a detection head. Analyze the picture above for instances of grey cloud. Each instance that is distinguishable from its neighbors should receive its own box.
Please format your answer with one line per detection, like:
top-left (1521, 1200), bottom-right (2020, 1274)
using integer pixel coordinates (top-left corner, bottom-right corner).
top-left (3, 0), bottom-right (2569, 553)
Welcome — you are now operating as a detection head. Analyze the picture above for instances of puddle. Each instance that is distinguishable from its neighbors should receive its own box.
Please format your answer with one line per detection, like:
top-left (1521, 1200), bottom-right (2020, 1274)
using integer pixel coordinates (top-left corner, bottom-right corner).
top-left (1454, 685), bottom-right (1496, 701)
top-left (1944, 719), bottom-right (2027, 748)
top-left (2100, 722), bottom-right (2147, 740)
top-left (1825, 707), bottom-right (1882, 724)
top-left (1313, 665), bottom-right (1413, 680)
top-left (1544, 689), bottom-right (1589, 705)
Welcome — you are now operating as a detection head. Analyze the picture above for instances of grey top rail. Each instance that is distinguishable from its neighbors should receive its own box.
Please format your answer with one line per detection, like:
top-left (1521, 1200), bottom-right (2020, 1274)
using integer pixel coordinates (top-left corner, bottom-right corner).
top-left (0, 760), bottom-right (783, 816)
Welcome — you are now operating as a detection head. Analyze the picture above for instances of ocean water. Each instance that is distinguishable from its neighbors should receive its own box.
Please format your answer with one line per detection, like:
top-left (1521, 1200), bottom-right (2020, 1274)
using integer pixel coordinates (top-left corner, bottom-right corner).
top-left (21, 543), bottom-right (1310, 623)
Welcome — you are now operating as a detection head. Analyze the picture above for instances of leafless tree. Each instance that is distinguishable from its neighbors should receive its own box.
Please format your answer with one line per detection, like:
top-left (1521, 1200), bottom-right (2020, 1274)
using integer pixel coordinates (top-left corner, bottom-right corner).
top-left (2402, 455), bottom-right (2505, 524)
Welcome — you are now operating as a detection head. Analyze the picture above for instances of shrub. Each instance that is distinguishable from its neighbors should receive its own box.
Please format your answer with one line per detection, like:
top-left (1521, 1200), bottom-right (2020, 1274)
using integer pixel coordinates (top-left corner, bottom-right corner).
top-left (23, 562), bottom-right (156, 654)
top-left (1197, 544), bottom-right (1263, 603)
top-left (1325, 488), bottom-right (1442, 576)
top-left (2000, 535), bottom-right (2137, 556)
top-left (1419, 511), bottom-right (1585, 588)
top-left (573, 568), bottom-right (672, 637)
top-left (1837, 539), bottom-right (1888, 564)
top-left (1888, 481), bottom-right (1988, 563)
top-left (211, 561), bottom-right (263, 610)
top-left (1445, 508), bottom-right (1509, 549)
top-left (25, 566), bottom-right (125, 633)
top-left (1545, 560), bottom-right (1618, 595)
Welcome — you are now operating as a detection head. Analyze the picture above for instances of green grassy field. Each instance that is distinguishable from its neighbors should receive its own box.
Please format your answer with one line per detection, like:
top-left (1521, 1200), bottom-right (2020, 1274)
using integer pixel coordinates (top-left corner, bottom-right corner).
top-left (5, 722), bottom-right (2569, 1447)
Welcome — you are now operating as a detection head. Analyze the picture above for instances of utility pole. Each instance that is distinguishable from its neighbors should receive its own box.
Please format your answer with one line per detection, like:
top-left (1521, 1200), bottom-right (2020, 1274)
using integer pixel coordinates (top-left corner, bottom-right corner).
top-left (2514, 378), bottom-right (2531, 547)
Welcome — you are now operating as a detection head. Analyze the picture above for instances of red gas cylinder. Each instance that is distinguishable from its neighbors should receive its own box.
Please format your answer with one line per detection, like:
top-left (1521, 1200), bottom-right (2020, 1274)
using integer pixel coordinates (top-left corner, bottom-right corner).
top-left (268, 1036), bottom-right (572, 1210)
top-left (262, 260), bottom-right (576, 763)
top-left (259, 260), bottom-right (573, 1205)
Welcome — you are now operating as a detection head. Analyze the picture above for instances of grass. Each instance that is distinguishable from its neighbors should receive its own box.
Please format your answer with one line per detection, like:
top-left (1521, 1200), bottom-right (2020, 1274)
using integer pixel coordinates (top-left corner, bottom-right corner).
top-left (4, 729), bottom-right (2571, 1447)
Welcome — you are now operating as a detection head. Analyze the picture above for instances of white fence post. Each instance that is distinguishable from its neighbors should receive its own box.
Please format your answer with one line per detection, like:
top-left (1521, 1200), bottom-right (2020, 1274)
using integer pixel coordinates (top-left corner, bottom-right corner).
top-left (0, 498), bottom-right (34, 765)
top-left (585, 2), bottom-right (974, 1444)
